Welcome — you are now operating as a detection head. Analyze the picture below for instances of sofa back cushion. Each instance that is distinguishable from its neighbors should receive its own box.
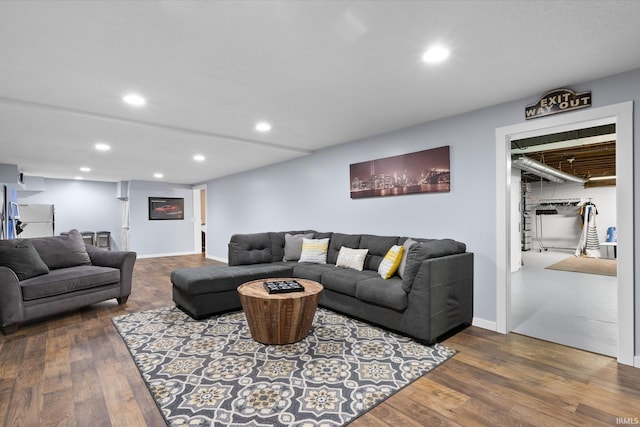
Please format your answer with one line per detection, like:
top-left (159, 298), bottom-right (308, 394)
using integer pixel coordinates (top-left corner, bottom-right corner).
top-left (0, 239), bottom-right (50, 280)
top-left (359, 234), bottom-right (400, 271)
top-left (228, 233), bottom-right (272, 266)
top-left (401, 239), bottom-right (467, 292)
top-left (326, 233), bottom-right (361, 265)
top-left (29, 229), bottom-right (92, 270)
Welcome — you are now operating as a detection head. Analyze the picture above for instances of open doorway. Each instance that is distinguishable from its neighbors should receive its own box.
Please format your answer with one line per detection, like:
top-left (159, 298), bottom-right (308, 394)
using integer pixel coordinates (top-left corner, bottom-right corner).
top-left (495, 101), bottom-right (634, 366)
top-left (192, 185), bottom-right (207, 255)
top-left (510, 124), bottom-right (617, 357)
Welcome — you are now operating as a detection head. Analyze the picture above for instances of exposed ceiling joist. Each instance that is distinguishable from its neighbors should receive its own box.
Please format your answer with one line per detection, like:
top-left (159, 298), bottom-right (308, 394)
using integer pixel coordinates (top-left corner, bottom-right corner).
top-left (511, 123), bottom-right (616, 187)
top-left (510, 133), bottom-right (616, 155)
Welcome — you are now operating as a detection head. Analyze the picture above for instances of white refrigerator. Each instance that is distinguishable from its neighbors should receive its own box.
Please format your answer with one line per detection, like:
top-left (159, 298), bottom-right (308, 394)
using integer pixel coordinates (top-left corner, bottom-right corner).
top-left (17, 204), bottom-right (55, 237)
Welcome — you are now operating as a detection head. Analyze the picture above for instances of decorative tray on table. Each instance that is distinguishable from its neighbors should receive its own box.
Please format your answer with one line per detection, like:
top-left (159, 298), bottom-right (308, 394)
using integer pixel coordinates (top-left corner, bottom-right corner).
top-left (263, 280), bottom-right (305, 294)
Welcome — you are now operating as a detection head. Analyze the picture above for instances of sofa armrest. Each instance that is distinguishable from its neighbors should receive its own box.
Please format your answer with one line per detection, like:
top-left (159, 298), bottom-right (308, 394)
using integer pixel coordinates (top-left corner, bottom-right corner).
top-left (0, 266), bottom-right (25, 330)
top-left (85, 245), bottom-right (137, 297)
top-left (401, 239), bottom-right (466, 292)
top-left (404, 252), bottom-right (474, 341)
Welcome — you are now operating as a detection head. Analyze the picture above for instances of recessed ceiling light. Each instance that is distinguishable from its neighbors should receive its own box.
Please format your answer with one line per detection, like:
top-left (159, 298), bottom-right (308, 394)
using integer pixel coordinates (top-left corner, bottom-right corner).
top-left (80, 167), bottom-right (91, 172)
top-left (422, 45), bottom-right (450, 64)
top-left (74, 176), bottom-right (84, 180)
top-left (255, 121), bottom-right (272, 132)
top-left (122, 93), bottom-right (146, 107)
top-left (154, 173), bottom-right (164, 179)
top-left (193, 154), bottom-right (205, 162)
top-left (95, 143), bottom-right (111, 151)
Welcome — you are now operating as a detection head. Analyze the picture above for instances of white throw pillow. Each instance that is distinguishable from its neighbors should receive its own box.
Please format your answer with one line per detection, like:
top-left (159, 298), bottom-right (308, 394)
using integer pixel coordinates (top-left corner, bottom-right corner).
top-left (335, 246), bottom-right (368, 271)
top-left (298, 238), bottom-right (330, 264)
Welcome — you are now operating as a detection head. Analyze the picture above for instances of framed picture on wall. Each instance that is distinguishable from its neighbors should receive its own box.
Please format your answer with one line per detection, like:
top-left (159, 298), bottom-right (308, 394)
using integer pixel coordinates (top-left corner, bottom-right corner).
top-left (148, 197), bottom-right (184, 220)
top-left (350, 145), bottom-right (450, 199)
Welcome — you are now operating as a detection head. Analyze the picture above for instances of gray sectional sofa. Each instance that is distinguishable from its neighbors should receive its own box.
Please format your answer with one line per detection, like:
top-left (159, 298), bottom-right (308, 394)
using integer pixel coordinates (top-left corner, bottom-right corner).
top-left (172, 230), bottom-right (473, 344)
top-left (0, 229), bottom-right (137, 334)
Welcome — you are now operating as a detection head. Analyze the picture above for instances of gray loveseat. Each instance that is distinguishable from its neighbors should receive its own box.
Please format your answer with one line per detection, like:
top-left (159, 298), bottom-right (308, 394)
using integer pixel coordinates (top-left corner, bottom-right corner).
top-left (0, 229), bottom-right (137, 334)
top-left (172, 231), bottom-right (473, 344)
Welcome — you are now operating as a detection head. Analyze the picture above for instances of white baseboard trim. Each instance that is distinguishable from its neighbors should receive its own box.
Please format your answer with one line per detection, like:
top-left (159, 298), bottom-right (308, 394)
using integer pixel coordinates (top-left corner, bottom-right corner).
top-left (206, 254), bottom-right (228, 263)
top-left (137, 251), bottom-right (200, 259)
top-left (634, 355), bottom-right (640, 368)
top-left (472, 317), bottom-right (498, 332)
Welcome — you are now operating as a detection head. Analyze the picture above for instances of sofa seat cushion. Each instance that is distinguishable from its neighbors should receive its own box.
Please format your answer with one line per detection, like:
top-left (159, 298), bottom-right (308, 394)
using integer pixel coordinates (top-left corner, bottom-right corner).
top-left (355, 277), bottom-right (407, 311)
top-left (171, 264), bottom-right (293, 295)
top-left (292, 263), bottom-right (337, 282)
top-left (20, 266), bottom-right (120, 301)
top-left (321, 268), bottom-right (378, 297)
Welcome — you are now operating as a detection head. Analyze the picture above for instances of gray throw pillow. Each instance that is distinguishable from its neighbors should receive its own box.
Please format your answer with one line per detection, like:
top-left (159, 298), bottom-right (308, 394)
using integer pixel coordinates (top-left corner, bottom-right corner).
top-left (397, 238), bottom-right (417, 279)
top-left (282, 233), bottom-right (314, 261)
top-left (0, 240), bottom-right (50, 281)
top-left (30, 229), bottom-right (92, 270)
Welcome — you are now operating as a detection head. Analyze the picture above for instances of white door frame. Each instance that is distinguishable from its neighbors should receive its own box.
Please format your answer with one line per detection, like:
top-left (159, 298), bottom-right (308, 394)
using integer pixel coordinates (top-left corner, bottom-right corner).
top-left (495, 101), bottom-right (634, 366)
top-left (192, 184), bottom-right (207, 254)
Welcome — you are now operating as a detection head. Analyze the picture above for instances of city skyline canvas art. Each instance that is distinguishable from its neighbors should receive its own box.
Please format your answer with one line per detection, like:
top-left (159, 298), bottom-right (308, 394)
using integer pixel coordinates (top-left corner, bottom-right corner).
top-left (350, 146), bottom-right (450, 199)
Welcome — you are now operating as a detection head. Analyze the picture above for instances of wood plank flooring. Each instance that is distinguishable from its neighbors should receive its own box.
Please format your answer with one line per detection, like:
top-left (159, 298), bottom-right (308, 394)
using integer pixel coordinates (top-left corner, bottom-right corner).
top-left (1, 254), bottom-right (638, 426)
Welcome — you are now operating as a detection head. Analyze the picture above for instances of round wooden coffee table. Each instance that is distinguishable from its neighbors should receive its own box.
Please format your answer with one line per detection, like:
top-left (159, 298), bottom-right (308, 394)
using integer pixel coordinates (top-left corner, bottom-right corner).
top-left (237, 278), bottom-right (323, 345)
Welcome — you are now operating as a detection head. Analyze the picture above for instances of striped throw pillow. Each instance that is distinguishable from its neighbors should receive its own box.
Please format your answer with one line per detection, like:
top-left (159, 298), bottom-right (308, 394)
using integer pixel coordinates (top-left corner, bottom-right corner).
top-left (378, 245), bottom-right (404, 279)
top-left (299, 238), bottom-right (330, 264)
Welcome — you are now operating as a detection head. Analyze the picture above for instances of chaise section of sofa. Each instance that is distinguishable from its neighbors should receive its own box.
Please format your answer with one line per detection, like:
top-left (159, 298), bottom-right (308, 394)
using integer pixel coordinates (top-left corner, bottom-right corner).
top-left (0, 229), bottom-right (136, 334)
top-left (171, 230), bottom-right (473, 344)
top-left (172, 263), bottom-right (294, 319)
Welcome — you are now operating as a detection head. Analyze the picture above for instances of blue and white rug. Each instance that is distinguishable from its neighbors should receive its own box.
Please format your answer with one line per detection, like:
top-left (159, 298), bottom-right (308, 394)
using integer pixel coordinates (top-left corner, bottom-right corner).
top-left (112, 307), bottom-right (456, 426)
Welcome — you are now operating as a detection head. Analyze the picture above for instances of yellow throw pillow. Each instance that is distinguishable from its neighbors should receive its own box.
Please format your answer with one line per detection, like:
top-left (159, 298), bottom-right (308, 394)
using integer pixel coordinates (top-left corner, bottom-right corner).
top-left (378, 245), bottom-right (404, 279)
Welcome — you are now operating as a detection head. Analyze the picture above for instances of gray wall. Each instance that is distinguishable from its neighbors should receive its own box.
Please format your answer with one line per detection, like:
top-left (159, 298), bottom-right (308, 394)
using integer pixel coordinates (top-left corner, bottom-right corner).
top-left (204, 67), bottom-right (640, 352)
top-left (17, 179), bottom-right (123, 249)
top-left (17, 178), bottom-right (197, 257)
top-left (528, 182), bottom-right (617, 251)
top-left (128, 180), bottom-right (195, 257)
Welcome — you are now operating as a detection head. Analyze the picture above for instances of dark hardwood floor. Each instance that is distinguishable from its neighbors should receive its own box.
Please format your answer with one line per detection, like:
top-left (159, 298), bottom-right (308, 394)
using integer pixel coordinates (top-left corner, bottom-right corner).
top-left (1, 254), bottom-right (638, 426)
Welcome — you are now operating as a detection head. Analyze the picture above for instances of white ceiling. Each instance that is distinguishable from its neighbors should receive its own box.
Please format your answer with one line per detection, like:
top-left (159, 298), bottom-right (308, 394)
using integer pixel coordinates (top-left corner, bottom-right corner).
top-left (2, 1), bottom-right (640, 184)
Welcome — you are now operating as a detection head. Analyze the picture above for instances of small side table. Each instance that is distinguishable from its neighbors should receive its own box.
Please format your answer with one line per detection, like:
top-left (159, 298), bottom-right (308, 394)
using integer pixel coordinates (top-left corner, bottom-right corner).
top-left (237, 278), bottom-right (323, 345)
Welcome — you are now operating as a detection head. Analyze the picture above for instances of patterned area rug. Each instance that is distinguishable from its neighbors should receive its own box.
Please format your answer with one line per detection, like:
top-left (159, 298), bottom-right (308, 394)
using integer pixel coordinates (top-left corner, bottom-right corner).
top-left (112, 307), bottom-right (456, 426)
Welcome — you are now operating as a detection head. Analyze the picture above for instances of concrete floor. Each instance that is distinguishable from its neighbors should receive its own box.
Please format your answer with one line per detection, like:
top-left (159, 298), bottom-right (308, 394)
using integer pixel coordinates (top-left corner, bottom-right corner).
top-left (510, 249), bottom-right (617, 357)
